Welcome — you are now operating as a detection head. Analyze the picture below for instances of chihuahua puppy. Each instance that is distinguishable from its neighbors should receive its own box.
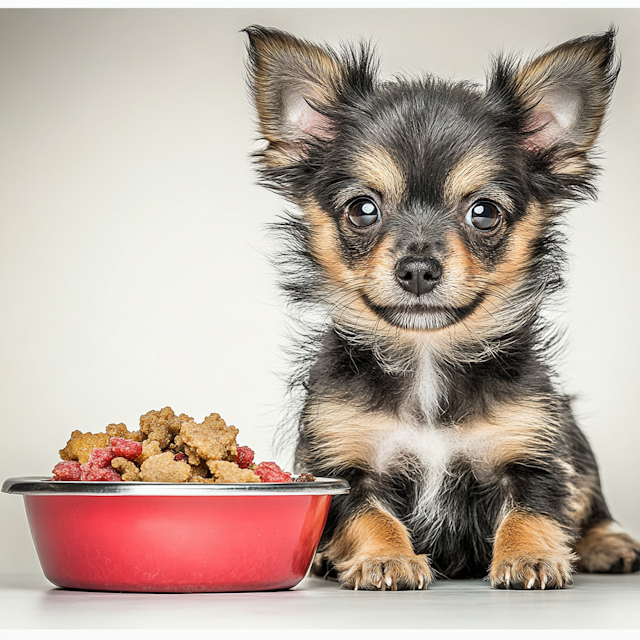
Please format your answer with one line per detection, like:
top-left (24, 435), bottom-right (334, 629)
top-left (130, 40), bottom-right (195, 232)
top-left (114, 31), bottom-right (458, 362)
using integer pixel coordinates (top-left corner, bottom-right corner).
top-left (244, 25), bottom-right (640, 590)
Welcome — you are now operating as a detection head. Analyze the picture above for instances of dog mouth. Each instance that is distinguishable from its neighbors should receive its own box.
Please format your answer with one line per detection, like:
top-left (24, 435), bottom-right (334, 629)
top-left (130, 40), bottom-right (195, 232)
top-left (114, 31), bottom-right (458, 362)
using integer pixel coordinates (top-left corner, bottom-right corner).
top-left (361, 293), bottom-right (485, 330)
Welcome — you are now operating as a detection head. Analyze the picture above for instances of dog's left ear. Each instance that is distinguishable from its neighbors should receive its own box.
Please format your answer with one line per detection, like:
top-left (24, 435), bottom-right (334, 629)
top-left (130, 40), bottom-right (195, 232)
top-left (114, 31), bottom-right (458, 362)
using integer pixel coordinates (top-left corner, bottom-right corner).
top-left (491, 28), bottom-right (619, 176)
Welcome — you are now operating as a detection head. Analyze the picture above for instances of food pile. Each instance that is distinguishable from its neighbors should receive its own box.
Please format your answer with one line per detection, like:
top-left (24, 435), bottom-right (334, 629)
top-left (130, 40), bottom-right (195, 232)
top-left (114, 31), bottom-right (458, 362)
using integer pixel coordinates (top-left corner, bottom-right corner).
top-left (51, 407), bottom-right (314, 483)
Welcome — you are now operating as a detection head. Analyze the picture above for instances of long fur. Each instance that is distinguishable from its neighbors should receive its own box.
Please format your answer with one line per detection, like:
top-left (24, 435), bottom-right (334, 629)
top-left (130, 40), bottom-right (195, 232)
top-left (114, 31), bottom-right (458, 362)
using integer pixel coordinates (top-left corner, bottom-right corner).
top-left (244, 25), bottom-right (640, 589)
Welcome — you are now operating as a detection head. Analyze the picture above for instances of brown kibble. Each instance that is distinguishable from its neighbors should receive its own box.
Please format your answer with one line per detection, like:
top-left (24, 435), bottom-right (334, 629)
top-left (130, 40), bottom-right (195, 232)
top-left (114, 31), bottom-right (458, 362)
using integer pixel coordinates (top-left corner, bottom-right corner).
top-left (296, 473), bottom-right (317, 482)
top-left (59, 430), bottom-right (110, 465)
top-left (180, 413), bottom-right (239, 463)
top-left (136, 440), bottom-right (163, 465)
top-left (139, 407), bottom-right (191, 450)
top-left (106, 423), bottom-right (144, 442)
top-left (140, 452), bottom-right (192, 483)
top-left (170, 435), bottom-right (200, 464)
top-left (183, 444), bottom-right (200, 466)
top-left (170, 434), bottom-right (184, 452)
top-left (112, 457), bottom-right (140, 481)
top-left (189, 461), bottom-right (210, 481)
top-left (55, 406), bottom-right (296, 484)
top-left (207, 460), bottom-right (261, 483)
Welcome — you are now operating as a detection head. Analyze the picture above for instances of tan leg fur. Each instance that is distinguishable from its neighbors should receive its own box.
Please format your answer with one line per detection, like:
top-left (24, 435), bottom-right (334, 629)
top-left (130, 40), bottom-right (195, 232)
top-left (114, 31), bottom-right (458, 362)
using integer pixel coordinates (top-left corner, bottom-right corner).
top-left (489, 509), bottom-right (577, 589)
top-left (574, 521), bottom-right (640, 573)
top-left (324, 501), bottom-right (432, 591)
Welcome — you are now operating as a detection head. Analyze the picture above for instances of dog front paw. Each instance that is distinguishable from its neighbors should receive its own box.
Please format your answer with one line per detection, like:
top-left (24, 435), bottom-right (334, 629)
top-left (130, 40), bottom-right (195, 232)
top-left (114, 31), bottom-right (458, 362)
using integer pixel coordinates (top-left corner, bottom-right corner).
top-left (490, 509), bottom-right (577, 590)
top-left (489, 553), bottom-right (574, 590)
top-left (337, 553), bottom-right (432, 591)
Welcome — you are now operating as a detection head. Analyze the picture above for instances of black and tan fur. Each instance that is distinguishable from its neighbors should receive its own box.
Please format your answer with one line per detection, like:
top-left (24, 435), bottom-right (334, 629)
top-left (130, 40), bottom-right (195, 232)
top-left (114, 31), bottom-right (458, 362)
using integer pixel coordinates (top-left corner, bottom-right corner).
top-left (244, 25), bottom-right (640, 589)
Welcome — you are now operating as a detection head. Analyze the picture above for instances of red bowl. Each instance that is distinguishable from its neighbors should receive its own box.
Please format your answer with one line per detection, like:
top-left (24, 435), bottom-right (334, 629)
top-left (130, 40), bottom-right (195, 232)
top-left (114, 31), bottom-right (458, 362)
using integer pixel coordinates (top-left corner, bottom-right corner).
top-left (2, 476), bottom-right (349, 593)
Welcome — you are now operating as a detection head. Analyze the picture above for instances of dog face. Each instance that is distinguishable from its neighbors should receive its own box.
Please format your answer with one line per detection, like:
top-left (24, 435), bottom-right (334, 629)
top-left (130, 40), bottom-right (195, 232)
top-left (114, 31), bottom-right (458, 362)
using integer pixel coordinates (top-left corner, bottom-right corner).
top-left (245, 27), bottom-right (618, 339)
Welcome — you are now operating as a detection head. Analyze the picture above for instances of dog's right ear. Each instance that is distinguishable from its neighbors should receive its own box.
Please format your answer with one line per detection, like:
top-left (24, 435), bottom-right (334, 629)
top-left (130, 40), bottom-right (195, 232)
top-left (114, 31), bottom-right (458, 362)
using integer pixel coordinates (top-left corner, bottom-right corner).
top-left (243, 26), bottom-right (369, 168)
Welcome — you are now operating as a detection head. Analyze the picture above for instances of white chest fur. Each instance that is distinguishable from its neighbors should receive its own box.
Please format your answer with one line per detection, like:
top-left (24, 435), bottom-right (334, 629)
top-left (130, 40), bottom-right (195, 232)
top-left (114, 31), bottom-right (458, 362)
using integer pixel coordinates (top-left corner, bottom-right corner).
top-left (411, 343), bottom-right (445, 422)
top-left (372, 421), bottom-right (487, 483)
top-left (370, 343), bottom-right (491, 527)
top-left (371, 420), bottom-right (491, 531)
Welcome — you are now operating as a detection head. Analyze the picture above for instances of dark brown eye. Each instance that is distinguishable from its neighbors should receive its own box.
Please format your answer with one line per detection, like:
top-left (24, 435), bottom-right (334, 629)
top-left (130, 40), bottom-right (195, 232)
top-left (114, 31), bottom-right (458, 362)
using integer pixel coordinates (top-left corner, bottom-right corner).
top-left (346, 198), bottom-right (380, 228)
top-left (466, 200), bottom-right (502, 231)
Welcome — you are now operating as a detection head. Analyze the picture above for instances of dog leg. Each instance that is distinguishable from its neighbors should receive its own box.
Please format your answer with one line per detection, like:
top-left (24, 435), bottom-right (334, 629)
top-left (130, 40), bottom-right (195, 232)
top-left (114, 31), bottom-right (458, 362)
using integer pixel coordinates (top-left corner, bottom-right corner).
top-left (325, 501), bottom-right (432, 591)
top-left (489, 509), bottom-right (577, 589)
top-left (574, 520), bottom-right (640, 573)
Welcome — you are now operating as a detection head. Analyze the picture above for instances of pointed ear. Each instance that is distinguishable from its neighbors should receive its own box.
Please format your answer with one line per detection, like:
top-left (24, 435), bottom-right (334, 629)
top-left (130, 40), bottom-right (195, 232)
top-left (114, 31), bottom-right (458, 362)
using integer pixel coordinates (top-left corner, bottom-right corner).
top-left (492, 29), bottom-right (619, 175)
top-left (243, 26), bottom-right (365, 168)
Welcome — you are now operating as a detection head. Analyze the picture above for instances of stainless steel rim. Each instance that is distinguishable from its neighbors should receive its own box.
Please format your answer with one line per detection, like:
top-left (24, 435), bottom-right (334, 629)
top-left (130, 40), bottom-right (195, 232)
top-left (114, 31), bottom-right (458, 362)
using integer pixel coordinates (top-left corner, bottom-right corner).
top-left (2, 476), bottom-right (350, 497)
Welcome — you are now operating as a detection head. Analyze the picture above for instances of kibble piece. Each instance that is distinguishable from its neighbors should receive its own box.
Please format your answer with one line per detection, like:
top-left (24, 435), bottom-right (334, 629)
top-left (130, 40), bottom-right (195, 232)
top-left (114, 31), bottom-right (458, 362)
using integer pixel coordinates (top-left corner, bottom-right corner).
top-left (295, 473), bottom-right (317, 483)
top-left (80, 464), bottom-right (122, 481)
top-left (140, 452), bottom-right (191, 483)
top-left (188, 461), bottom-right (211, 481)
top-left (237, 446), bottom-right (255, 469)
top-left (59, 431), bottom-right (110, 465)
top-left (183, 445), bottom-right (200, 466)
top-left (112, 457), bottom-right (140, 481)
top-left (169, 435), bottom-right (199, 464)
top-left (105, 423), bottom-right (144, 442)
top-left (110, 437), bottom-right (143, 461)
top-left (52, 460), bottom-right (82, 481)
top-left (254, 461), bottom-right (292, 483)
top-left (87, 447), bottom-right (116, 469)
top-left (207, 460), bottom-right (261, 483)
top-left (139, 407), bottom-right (187, 450)
top-left (180, 413), bottom-right (239, 462)
top-left (170, 434), bottom-right (184, 452)
top-left (136, 440), bottom-right (163, 464)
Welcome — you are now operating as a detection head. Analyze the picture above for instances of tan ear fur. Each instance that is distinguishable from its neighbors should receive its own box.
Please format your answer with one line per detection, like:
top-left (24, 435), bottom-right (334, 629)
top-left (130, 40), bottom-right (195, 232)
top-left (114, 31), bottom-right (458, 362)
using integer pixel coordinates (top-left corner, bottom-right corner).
top-left (244, 26), bottom-right (345, 167)
top-left (513, 30), bottom-right (619, 173)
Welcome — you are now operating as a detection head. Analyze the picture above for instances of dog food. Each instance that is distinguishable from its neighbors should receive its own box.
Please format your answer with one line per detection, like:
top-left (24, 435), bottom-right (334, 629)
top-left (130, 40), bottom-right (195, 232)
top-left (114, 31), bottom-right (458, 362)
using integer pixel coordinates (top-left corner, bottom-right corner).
top-left (254, 461), bottom-right (292, 482)
top-left (52, 406), bottom-right (313, 483)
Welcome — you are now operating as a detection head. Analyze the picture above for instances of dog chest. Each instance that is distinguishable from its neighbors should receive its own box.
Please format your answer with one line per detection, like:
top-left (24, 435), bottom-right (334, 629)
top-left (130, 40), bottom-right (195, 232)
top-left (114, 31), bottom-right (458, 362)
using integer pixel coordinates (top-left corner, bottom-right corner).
top-left (371, 420), bottom-right (488, 478)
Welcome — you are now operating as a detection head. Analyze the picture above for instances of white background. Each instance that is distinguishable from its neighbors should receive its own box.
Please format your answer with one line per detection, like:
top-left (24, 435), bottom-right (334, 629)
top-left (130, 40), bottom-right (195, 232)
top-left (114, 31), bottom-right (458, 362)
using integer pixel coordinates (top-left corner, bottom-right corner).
top-left (1, 9), bottom-right (638, 575)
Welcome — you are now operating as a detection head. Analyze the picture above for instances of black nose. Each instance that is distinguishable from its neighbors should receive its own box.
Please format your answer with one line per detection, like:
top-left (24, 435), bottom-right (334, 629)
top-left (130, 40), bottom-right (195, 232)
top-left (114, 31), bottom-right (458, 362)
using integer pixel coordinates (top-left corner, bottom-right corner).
top-left (394, 256), bottom-right (442, 296)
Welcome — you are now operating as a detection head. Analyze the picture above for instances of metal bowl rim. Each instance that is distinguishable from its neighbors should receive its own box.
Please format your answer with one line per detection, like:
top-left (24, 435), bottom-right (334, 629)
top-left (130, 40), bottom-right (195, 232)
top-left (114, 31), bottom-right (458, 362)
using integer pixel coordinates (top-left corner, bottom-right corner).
top-left (2, 475), bottom-right (350, 496)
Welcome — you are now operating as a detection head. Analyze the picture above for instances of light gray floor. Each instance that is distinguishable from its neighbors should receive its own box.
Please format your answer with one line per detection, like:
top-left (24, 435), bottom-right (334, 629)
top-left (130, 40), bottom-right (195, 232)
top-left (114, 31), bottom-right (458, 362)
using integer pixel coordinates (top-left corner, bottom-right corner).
top-left (2, 571), bottom-right (640, 630)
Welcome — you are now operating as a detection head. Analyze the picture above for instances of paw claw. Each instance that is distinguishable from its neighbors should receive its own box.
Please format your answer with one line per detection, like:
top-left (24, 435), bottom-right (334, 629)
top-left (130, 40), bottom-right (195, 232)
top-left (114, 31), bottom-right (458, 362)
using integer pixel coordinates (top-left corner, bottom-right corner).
top-left (490, 554), bottom-right (573, 590)
top-left (338, 553), bottom-right (432, 591)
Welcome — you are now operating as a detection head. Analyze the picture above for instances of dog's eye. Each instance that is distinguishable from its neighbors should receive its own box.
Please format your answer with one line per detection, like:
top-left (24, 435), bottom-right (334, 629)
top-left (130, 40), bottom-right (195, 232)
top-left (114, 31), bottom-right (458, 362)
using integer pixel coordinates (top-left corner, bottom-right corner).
top-left (346, 198), bottom-right (380, 228)
top-left (466, 201), bottom-right (502, 231)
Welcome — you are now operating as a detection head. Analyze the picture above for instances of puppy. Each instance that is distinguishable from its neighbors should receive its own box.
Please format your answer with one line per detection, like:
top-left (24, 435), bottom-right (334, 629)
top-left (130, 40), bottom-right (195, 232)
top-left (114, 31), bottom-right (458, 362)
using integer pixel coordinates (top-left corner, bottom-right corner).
top-left (244, 25), bottom-right (640, 590)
